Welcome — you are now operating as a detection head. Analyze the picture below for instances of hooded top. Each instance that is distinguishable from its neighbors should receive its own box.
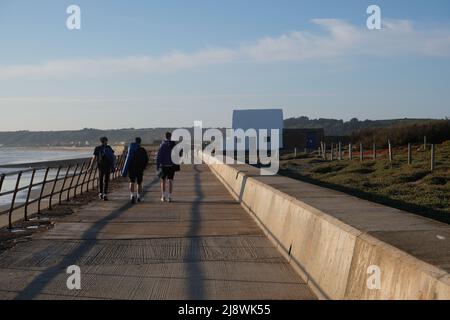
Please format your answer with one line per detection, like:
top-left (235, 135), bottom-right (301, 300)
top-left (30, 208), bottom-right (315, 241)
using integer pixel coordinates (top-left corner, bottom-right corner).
top-left (156, 140), bottom-right (176, 169)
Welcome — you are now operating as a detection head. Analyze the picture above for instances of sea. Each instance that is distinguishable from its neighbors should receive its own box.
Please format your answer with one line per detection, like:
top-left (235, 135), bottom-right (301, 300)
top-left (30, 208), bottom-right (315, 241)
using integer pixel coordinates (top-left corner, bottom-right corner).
top-left (0, 147), bottom-right (92, 169)
top-left (0, 148), bottom-right (93, 206)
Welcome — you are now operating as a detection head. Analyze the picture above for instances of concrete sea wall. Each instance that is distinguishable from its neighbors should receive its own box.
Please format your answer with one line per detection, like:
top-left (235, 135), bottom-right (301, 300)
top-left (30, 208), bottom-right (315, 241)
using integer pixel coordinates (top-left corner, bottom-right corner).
top-left (202, 153), bottom-right (450, 300)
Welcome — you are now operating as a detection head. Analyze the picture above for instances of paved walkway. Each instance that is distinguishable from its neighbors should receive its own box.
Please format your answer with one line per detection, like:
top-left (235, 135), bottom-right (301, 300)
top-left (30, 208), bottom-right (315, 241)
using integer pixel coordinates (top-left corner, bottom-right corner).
top-left (0, 165), bottom-right (316, 300)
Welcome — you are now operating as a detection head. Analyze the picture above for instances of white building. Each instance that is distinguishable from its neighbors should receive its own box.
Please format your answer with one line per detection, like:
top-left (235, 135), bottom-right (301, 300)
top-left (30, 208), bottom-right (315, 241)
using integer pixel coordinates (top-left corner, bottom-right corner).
top-left (226, 109), bottom-right (284, 151)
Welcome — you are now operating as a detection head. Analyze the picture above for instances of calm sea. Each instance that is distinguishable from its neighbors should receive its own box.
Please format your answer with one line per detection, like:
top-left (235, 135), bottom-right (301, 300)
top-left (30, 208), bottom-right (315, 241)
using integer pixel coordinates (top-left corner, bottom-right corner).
top-left (0, 148), bottom-right (93, 206)
top-left (0, 147), bottom-right (92, 168)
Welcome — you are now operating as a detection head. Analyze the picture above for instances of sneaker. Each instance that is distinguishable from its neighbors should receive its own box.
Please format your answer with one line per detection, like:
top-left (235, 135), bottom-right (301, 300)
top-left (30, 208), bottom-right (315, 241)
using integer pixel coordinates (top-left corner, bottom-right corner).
top-left (160, 196), bottom-right (166, 202)
top-left (103, 195), bottom-right (109, 201)
top-left (167, 196), bottom-right (172, 203)
top-left (131, 196), bottom-right (136, 204)
top-left (99, 193), bottom-right (103, 200)
top-left (137, 197), bottom-right (142, 203)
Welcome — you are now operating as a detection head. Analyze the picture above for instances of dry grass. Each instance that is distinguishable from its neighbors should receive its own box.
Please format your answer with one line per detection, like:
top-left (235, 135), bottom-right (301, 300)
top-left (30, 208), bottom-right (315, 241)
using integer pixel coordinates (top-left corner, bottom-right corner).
top-left (280, 141), bottom-right (450, 223)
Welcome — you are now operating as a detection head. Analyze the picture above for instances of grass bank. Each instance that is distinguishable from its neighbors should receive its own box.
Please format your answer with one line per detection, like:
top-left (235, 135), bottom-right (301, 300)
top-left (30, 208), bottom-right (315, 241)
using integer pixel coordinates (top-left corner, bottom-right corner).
top-left (279, 141), bottom-right (450, 224)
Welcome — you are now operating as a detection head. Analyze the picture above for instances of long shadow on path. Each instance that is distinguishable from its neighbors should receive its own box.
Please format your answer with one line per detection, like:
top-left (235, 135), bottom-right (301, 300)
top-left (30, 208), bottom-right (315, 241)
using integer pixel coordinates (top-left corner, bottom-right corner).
top-left (15, 177), bottom-right (159, 300)
top-left (184, 165), bottom-right (205, 300)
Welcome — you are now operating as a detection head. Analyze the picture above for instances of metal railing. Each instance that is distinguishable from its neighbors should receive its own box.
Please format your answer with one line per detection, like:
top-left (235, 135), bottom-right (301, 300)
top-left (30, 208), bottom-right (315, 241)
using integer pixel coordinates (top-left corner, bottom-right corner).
top-left (0, 153), bottom-right (126, 229)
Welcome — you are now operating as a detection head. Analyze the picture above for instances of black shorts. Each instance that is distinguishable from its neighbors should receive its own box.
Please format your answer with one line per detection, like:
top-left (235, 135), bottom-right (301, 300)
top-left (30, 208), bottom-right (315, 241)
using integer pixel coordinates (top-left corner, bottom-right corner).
top-left (129, 170), bottom-right (144, 184)
top-left (159, 166), bottom-right (175, 180)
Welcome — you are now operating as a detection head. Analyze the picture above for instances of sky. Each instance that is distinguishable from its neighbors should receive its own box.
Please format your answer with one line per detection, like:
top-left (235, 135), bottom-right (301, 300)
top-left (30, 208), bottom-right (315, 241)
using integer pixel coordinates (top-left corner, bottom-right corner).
top-left (1, 0), bottom-right (450, 131)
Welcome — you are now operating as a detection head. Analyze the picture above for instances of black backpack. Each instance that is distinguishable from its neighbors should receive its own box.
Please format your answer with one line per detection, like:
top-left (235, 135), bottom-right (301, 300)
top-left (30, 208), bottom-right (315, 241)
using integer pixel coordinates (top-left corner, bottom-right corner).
top-left (132, 148), bottom-right (149, 170)
top-left (98, 146), bottom-right (114, 168)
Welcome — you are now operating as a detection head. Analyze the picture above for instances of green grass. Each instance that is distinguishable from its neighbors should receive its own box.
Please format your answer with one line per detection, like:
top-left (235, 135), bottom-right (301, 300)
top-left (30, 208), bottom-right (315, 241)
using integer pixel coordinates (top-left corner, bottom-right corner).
top-left (280, 141), bottom-right (450, 223)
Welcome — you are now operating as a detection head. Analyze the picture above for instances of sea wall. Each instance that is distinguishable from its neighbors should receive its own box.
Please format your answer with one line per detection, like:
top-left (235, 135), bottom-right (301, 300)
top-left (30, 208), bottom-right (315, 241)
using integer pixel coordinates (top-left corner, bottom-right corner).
top-left (202, 152), bottom-right (450, 300)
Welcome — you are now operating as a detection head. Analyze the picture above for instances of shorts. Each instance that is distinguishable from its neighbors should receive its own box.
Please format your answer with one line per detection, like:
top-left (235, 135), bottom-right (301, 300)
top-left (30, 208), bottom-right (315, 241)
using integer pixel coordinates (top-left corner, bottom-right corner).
top-left (129, 169), bottom-right (144, 184)
top-left (159, 166), bottom-right (175, 180)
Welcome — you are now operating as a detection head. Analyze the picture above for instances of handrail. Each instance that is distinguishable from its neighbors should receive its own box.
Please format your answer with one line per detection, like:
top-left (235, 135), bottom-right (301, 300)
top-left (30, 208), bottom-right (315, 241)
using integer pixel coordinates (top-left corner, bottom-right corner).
top-left (0, 154), bottom-right (126, 229)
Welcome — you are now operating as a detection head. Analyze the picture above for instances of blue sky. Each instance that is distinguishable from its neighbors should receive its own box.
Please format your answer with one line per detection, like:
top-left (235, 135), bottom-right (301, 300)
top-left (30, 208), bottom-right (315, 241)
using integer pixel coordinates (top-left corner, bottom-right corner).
top-left (1, 0), bottom-right (450, 130)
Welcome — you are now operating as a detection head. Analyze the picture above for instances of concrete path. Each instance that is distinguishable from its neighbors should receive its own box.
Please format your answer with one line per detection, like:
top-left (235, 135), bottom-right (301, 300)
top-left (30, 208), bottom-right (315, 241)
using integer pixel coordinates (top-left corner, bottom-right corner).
top-left (0, 165), bottom-right (316, 300)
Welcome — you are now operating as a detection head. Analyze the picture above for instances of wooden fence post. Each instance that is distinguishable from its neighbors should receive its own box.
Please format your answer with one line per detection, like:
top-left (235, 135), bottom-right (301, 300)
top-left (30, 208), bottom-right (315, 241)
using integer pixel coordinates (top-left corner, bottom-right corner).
top-left (330, 143), bottom-right (334, 161)
top-left (388, 140), bottom-right (393, 163)
top-left (360, 143), bottom-right (364, 162)
top-left (424, 136), bottom-right (427, 151)
top-left (338, 142), bottom-right (342, 161)
top-left (349, 143), bottom-right (353, 160)
top-left (408, 143), bottom-right (412, 165)
top-left (431, 144), bottom-right (435, 171)
top-left (373, 143), bottom-right (376, 160)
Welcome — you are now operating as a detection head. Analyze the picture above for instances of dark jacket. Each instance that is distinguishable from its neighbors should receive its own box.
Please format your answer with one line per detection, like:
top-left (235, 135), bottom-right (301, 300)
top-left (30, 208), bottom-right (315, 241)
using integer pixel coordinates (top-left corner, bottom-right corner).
top-left (156, 140), bottom-right (175, 169)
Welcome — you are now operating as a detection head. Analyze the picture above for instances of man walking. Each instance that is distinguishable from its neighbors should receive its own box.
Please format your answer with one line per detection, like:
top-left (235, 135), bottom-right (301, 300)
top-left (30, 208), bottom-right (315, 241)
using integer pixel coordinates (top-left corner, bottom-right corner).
top-left (128, 137), bottom-right (149, 204)
top-left (92, 136), bottom-right (115, 201)
top-left (156, 132), bottom-right (177, 202)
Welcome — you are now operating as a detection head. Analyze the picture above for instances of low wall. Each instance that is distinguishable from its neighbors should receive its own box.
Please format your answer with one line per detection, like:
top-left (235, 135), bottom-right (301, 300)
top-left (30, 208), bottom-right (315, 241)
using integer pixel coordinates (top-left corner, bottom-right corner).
top-left (202, 153), bottom-right (450, 300)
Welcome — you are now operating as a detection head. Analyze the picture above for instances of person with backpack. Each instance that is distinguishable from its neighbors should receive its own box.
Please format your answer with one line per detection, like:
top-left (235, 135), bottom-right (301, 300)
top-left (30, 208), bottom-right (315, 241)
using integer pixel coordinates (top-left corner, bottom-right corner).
top-left (92, 136), bottom-right (115, 201)
top-left (128, 137), bottom-right (149, 204)
top-left (156, 132), bottom-right (178, 202)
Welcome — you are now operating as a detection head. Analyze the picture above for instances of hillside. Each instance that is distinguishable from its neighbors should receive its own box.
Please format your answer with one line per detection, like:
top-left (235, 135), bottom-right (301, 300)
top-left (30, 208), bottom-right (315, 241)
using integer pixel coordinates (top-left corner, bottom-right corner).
top-left (284, 117), bottom-right (436, 136)
top-left (0, 128), bottom-right (175, 147)
top-left (0, 117), bottom-right (445, 147)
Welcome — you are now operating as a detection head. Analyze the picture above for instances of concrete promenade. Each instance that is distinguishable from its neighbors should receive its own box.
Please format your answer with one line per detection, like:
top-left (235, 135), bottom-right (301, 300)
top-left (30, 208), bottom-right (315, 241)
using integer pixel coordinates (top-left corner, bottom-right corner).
top-left (0, 165), bottom-right (316, 300)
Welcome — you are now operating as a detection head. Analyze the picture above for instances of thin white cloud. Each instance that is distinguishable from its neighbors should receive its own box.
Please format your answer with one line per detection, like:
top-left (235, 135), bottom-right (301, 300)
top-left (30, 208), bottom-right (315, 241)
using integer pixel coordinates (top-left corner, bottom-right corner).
top-left (1, 19), bottom-right (450, 79)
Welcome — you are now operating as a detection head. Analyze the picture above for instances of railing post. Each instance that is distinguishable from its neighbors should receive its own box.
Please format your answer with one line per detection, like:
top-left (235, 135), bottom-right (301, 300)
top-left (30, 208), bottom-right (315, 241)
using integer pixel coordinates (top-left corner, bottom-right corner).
top-left (37, 167), bottom-right (50, 214)
top-left (74, 163), bottom-right (86, 198)
top-left (0, 174), bottom-right (5, 194)
top-left (24, 169), bottom-right (36, 221)
top-left (92, 166), bottom-right (98, 190)
top-left (373, 143), bottom-right (376, 160)
top-left (86, 165), bottom-right (94, 193)
top-left (59, 165), bottom-right (71, 205)
top-left (113, 155), bottom-right (119, 178)
top-left (67, 164), bottom-right (79, 201)
top-left (80, 163), bottom-right (90, 195)
top-left (48, 166), bottom-right (61, 210)
top-left (9, 171), bottom-right (23, 229)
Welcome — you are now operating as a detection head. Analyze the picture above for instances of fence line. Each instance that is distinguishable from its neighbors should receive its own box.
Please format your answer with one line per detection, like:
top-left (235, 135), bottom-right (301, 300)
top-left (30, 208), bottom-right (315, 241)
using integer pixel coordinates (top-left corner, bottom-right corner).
top-left (317, 140), bottom-right (441, 172)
